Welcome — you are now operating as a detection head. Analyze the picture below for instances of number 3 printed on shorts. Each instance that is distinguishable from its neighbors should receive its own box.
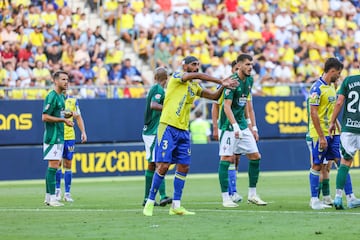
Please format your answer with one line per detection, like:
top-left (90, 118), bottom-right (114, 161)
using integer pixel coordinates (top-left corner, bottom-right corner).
top-left (162, 140), bottom-right (168, 150)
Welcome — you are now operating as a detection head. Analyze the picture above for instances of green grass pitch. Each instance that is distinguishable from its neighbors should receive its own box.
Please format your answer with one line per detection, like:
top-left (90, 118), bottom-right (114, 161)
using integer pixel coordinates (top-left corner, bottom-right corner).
top-left (1, 170), bottom-right (360, 240)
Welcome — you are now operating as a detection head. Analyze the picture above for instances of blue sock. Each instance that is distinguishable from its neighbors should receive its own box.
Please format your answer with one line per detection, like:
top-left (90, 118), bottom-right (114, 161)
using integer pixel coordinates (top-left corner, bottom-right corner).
top-left (344, 173), bottom-right (353, 195)
top-left (228, 164), bottom-right (237, 195)
top-left (148, 172), bottom-right (164, 200)
top-left (64, 170), bottom-right (72, 193)
top-left (309, 169), bottom-right (320, 198)
top-left (173, 171), bottom-right (187, 200)
top-left (55, 169), bottom-right (62, 189)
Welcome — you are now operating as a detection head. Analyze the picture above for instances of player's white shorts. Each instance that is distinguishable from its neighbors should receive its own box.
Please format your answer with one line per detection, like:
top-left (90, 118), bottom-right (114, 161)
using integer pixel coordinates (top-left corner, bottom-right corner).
top-left (340, 132), bottom-right (360, 159)
top-left (142, 134), bottom-right (156, 162)
top-left (43, 143), bottom-right (64, 160)
top-left (219, 128), bottom-right (258, 156)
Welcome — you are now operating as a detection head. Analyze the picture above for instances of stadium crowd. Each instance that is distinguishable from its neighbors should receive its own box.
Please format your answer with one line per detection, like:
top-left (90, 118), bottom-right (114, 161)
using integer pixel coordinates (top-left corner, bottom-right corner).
top-left (1, 0), bottom-right (360, 99)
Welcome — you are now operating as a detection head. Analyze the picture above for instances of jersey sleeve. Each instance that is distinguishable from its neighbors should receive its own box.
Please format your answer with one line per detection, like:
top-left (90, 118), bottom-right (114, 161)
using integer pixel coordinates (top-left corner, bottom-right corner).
top-left (75, 99), bottom-right (81, 115)
top-left (43, 93), bottom-right (56, 115)
top-left (308, 84), bottom-right (321, 106)
top-left (151, 91), bottom-right (163, 104)
top-left (223, 88), bottom-right (234, 100)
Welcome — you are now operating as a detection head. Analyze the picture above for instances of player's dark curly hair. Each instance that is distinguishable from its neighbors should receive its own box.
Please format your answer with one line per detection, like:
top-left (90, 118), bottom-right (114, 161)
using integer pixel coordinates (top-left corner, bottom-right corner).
top-left (236, 54), bottom-right (253, 63)
top-left (324, 57), bottom-right (343, 73)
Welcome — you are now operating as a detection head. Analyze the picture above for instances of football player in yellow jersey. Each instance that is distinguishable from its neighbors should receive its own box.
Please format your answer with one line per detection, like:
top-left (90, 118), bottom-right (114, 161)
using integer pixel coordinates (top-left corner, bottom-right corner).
top-left (55, 95), bottom-right (87, 202)
top-left (143, 56), bottom-right (238, 216)
top-left (307, 57), bottom-right (348, 210)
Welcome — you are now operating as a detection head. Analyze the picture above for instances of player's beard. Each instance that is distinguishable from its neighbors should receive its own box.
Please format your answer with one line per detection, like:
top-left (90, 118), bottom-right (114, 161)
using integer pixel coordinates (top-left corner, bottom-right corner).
top-left (243, 70), bottom-right (251, 77)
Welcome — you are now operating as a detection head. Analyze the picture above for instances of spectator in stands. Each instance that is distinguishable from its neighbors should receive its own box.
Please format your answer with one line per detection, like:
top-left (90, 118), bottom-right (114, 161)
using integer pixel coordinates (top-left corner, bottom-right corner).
top-left (133, 30), bottom-right (150, 63)
top-left (182, 9), bottom-right (193, 28)
top-left (92, 58), bottom-right (109, 86)
top-left (15, 25), bottom-right (29, 49)
top-left (93, 25), bottom-right (106, 43)
top-left (46, 43), bottom-right (62, 70)
top-left (29, 24), bottom-right (45, 49)
top-left (9, 79), bottom-right (24, 99)
top-left (68, 64), bottom-right (85, 86)
top-left (60, 24), bottom-right (76, 46)
top-left (80, 78), bottom-right (97, 98)
top-left (27, 4), bottom-right (41, 28)
top-left (58, 6), bottom-right (72, 32)
top-left (33, 60), bottom-right (51, 87)
top-left (165, 11), bottom-right (183, 28)
top-left (4, 61), bottom-right (17, 87)
top-left (104, 0), bottom-right (118, 30)
top-left (169, 26), bottom-right (184, 52)
top-left (77, 13), bottom-right (90, 33)
top-left (134, 7), bottom-right (154, 39)
top-left (274, 8), bottom-right (293, 30)
top-left (154, 42), bottom-right (171, 69)
top-left (78, 28), bottom-right (96, 55)
top-left (43, 24), bottom-right (60, 48)
top-left (190, 110), bottom-right (211, 144)
top-left (206, 56), bottom-right (228, 79)
top-left (25, 79), bottom-right (47, 100)
top-left (104, 42), bottom-right (123, 68)
top-left (261, 22), bottom-right (275, 43)
top-left (108, 63), bottom-right (122, 85)
top-left (151, 4), bottom-right (165, 29)
top-left (0, 61), bottom-right (8, 87)
top-left (16, 59), bottom-right (35, 87)
top-left (74, 43), bottom-right (90, 68)
top-left (41, 3), bottom-right (58, 29)
top-left (121, 58), bottom-right (149, 85)
top-left (117, 4), bottom-right (134, 44)
top-left (60, 44), bottom-right (73, 66)
top-left (17, 43), bottom-right (33, 64)
top-left (0, 41), bottom-right (14, 66)
top-left (244, 5), bottom-right (262, 32)
top-left (171, 46), bottom-right (184, 72)
top-left (80, 61), bottom-right (95, 82)
top-left (90, 41), bottom-right (105, 64)
top-left (154, 27), bottom-right (170, 48)
top-left (1, 22), bottom-right (18, 44)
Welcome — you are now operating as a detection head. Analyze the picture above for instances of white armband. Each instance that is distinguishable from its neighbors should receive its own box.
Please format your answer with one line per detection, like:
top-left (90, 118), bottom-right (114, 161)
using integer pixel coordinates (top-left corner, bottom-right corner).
top-left (252, 126), bottom-right (258, 132)
top-left (246, 118), bottom-right (251, 124)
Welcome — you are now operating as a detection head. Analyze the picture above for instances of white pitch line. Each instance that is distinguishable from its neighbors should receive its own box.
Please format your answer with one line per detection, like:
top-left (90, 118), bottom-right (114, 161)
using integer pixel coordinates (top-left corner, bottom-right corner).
top-left (1, 208), bottom-right (360, 215)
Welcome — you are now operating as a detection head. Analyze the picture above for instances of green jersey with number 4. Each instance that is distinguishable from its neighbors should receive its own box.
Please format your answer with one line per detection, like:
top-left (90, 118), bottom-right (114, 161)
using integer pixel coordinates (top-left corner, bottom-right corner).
top-left (338, 75), bottom-right (360, 134)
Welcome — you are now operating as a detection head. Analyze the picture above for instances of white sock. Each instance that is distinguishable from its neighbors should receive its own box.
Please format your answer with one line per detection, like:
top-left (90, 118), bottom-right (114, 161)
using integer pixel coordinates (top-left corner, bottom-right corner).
top-left (50, 195), bottom-right (57, 202)
top-left (248, 187), bottom-right (256, 197)
top-left (335, 189), bottom-right (343, 198)
top-left (172, 200), bottom-right (181, 209)
top-left (222, 192), bottom-right (230, 201)
top-left (311, 197), bottom-right (319, 202)
top-left (44, 193), bottom-right (50, 202)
